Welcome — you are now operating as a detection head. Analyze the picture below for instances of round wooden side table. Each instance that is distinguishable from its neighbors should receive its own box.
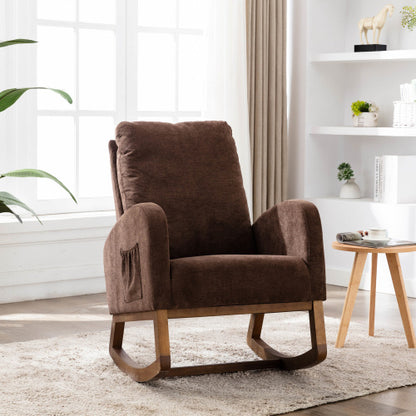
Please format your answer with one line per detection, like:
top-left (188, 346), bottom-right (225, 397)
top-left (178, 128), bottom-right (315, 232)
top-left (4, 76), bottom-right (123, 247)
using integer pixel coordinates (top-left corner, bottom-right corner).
top-left (332, 241), bottom-right (416, 348)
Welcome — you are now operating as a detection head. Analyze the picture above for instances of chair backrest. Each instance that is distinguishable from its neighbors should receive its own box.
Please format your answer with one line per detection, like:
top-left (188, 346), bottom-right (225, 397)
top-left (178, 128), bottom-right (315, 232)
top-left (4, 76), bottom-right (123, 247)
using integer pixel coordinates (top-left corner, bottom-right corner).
top-left (110, 121), bottom-right (255, 259)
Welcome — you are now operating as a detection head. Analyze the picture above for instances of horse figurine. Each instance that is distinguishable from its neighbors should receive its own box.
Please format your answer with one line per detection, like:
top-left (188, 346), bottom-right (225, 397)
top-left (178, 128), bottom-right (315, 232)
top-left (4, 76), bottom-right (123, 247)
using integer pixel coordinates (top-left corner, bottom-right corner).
top-left (358, 5), bottom-right (394, 44)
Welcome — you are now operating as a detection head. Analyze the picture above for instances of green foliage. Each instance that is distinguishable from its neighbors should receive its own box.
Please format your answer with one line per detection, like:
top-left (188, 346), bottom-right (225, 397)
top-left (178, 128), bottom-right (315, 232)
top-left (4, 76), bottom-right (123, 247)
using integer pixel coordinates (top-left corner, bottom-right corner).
top-left (0, 191), bottom-right (39, 223)
top-left (1, 38), bottom-right (76, 222)
top-left (0, 39), bottom-right (37, 48)
top-left (401, 6), bottom-right (416, 31)
top-left (0, 87), bottom-right (72, 112)
top-left (351, 100), bottom-right (370, 116)
top-left (337, 162), bottom-right (354, 182)
top-left (1, 169), bottom-right (76, 203)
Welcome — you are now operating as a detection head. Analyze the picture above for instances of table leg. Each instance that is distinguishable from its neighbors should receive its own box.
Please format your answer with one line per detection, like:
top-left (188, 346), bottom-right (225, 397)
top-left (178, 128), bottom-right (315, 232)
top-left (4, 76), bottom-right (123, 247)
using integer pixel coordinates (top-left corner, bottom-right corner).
top-left (336, 252), bottom-right (368, 348)
top-left (369, 253), bottom-right (378, 336)
top-left (386, 253), bottom-right (416, 348)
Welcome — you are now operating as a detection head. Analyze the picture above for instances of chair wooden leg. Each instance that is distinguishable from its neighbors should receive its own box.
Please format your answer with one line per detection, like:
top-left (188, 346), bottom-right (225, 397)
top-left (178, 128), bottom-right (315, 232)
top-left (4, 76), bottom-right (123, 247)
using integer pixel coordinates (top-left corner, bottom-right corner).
top-left (110, 303), bottom-right (327, 381)
top-left (247, 301), bottom-right (327, 370)
top-left (154, 310), bottom-right (171, 372)
top-left (109, 310), bottom-right (171, 382)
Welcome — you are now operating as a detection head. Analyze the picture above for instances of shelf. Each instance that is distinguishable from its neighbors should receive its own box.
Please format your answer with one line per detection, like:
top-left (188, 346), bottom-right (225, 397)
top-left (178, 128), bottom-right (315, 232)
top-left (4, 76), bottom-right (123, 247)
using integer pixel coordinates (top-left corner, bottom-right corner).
top-left (311, 49), bottom-right (416, 63)
top-left (309, 197), bottom-right (416, 208)
top-left (309, 197), bottom-right (373, 203)
top-left (310, 126), bottom-right (416, 137)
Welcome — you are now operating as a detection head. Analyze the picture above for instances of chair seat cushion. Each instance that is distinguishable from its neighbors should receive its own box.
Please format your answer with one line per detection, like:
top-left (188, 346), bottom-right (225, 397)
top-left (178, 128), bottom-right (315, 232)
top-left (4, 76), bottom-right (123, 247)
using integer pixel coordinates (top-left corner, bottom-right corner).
top-left (170, 255), bottom-right (312, 309)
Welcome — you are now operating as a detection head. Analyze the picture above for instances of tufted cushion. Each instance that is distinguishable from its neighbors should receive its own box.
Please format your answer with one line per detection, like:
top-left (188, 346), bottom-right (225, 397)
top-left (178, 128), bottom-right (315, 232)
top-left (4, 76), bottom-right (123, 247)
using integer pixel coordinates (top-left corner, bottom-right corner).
top-left (115, 121), bottom-right (255, 259)
top-left (170, 255), bottom-right (312, 308)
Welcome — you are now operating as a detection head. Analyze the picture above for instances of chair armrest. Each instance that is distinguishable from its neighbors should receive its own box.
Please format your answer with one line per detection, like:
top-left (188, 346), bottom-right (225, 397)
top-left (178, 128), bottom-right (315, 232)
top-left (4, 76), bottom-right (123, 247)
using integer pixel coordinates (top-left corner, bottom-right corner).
top-left (104, 202), bottom-right (170, 314)
top-left (253, 200), bottom-right (326, 300)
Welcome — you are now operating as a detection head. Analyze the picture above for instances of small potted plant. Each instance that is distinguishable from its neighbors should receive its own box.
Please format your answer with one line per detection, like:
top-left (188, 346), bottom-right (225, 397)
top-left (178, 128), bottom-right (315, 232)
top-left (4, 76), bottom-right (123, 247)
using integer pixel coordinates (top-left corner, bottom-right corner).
top-left (337, 162), bottom-right (360, 198)
top-left (351, 100), bottom-right (379, 127)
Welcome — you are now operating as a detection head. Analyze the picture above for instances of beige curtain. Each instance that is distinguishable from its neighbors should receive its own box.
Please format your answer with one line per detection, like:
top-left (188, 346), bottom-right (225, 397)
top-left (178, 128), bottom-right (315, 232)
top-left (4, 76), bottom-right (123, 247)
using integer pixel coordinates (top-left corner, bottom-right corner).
top-left (246, 0), bottom-right (287, 220)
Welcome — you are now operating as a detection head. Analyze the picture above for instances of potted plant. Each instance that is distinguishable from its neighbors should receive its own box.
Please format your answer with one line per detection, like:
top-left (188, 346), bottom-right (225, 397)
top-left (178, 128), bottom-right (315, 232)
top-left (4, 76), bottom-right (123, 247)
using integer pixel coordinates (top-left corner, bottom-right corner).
top-left (351, 100), bottom-right (379, 127)
top-left (1, 39), bottom-right (76, 222)
top-left (337, 162), bottom-right (360, 198)
top-left (401, 5), bottom-right (416, 30)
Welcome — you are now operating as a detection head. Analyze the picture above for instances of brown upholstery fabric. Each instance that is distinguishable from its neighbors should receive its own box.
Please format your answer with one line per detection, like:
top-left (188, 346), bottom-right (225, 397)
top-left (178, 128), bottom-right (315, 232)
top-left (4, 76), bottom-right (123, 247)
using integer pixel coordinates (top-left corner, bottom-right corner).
top-left (253, 200), bottom-right (326, 300)
top-left (115, 121), bottom-right (254, 259)
top-left (108, 141), bottom-right (124, 219)
top-left (170, 254), bottom-right (312, 309)
top-left (104, 202), bottom-right (171, 315)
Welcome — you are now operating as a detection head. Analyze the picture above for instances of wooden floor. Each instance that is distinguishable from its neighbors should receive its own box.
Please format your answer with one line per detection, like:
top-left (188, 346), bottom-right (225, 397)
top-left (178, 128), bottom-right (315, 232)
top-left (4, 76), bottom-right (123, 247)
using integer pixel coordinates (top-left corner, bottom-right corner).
top-left (1, 285), bottom-right (416, 415)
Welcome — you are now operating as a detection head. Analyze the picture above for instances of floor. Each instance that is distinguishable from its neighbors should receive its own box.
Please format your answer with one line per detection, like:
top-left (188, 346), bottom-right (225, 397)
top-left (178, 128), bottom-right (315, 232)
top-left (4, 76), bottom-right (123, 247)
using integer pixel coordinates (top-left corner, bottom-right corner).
top-left (1, 285), bottom-right (416, 415)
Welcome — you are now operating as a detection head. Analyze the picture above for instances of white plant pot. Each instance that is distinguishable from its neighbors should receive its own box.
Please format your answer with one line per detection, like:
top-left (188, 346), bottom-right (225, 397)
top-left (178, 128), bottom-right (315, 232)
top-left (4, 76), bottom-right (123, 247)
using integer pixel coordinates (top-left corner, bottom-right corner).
top-left (352, 112), bottom-right (378, 127)
top-left (340, 178), bottom-right (361, 199)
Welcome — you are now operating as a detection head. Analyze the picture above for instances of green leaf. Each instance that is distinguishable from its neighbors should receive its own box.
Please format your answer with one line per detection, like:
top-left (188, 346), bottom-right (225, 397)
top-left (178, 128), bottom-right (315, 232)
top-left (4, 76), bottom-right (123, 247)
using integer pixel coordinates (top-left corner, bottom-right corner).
top-left (0, 201), bottom-right (22, 223)
top-left (0, 191), bottom-right (41, 223)
top-left (0, 87), bottom-right (72, 112)
top-left (0, 169), bottom-right (77, 203)
top-left (0, 39), bottom-right (37, 48)
top-left (0, 88), bottom-right (15, 101)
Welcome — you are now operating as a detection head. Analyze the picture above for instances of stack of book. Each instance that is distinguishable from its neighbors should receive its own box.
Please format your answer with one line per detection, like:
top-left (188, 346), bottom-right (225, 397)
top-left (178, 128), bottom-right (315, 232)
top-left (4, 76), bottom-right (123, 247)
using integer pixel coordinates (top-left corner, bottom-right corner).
top-left (374, 155), bottom-right (416, 203)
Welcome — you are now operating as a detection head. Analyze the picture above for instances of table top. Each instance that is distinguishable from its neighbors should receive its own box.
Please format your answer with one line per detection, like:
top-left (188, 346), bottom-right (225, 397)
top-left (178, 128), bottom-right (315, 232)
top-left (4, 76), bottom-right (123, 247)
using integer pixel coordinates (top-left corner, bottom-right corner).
top-left (332, 241), bottom-right (416, 254)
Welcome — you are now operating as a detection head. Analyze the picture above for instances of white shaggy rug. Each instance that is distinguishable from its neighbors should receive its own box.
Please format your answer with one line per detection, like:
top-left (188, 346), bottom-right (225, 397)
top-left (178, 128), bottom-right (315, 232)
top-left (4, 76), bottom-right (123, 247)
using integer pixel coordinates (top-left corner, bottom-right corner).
top-left (1, 312), bottom-right (416, 416)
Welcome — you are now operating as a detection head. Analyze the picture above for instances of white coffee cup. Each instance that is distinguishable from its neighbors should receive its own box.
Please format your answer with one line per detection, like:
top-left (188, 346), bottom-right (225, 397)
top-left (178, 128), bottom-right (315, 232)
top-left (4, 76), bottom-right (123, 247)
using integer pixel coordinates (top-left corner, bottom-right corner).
top-left (366, 227), bottom-right (388, 240)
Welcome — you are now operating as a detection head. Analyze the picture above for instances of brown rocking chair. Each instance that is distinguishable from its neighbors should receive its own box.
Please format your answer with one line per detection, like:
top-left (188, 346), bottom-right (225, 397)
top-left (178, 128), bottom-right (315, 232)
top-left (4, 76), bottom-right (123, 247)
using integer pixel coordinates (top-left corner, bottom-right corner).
top-left (104, 121), bottom-right (327, 382)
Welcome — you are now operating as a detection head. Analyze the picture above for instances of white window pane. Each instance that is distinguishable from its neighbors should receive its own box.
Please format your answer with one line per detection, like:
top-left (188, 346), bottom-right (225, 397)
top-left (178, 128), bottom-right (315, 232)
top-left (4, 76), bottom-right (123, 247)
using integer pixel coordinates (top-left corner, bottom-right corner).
top-left (136, 115), bottom-right (175, 122)
top-left (138, 0), bottom-right (176, 28)
top-left (37, 0), bottom-right (76, 21)
top-left (37, 26), bottom-right (75, 110)
top-left (79, 117), bottom-right (114, 198)
top-left (79, 29), bottom-right (116, 110)
top-left (37, 117), bottom-right (76, 200)
top-left (179, 0), bottom-right (207, 30)
top-left (177, 116), bottom-right (202, 122)
top-left (178, 35), bottom-right (205, 111)
top-left (79, 0), bottom-right (116, 24)
top-left (137, 33), bottom-right (175, 111)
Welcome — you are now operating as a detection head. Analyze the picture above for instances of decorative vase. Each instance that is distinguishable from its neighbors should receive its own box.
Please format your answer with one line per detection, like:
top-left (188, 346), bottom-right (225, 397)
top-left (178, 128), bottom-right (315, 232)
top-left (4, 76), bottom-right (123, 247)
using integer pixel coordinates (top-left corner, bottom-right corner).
top-left (352, 112), bottom-right (378, 127)
top-left (340, 178), bottom-right (361, 199)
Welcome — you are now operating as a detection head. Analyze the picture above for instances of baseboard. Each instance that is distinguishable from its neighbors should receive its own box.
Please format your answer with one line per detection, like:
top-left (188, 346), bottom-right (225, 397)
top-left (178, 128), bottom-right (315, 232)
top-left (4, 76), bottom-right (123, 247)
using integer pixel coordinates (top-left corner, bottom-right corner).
top-left (0, 276), bottom-right (105, 304)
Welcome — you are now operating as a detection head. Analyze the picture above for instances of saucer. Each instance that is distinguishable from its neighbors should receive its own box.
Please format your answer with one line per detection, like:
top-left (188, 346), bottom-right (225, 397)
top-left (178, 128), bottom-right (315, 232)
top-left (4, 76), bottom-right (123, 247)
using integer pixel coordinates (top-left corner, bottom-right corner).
top-left (363, 236), bottom-right (391, 243)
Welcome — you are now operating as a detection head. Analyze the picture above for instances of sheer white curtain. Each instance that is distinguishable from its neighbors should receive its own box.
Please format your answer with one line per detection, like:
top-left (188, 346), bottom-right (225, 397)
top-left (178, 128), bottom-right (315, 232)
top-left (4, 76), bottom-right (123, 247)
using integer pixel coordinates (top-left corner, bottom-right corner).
top-left (203, 0), bottom-right (253, 217)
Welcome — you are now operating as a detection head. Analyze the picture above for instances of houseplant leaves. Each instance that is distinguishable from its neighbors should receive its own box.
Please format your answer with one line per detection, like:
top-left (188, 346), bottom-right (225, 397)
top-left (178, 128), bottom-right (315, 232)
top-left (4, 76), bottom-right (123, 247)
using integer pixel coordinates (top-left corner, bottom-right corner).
top-left (0, 38), bottom-right (77, 222)
top-left (0, 39), bottom-right (37, 48)
top-left (0, 169), bottom-right (77, 203)
top-left (0, 87), bottom-right (73, 112)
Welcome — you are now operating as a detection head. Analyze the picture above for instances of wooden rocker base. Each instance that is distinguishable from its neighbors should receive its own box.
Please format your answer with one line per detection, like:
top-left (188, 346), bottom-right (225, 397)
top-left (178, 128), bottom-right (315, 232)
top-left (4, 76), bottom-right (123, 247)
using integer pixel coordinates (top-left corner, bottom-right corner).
top-left (109, 301), bottom-right (327, 382)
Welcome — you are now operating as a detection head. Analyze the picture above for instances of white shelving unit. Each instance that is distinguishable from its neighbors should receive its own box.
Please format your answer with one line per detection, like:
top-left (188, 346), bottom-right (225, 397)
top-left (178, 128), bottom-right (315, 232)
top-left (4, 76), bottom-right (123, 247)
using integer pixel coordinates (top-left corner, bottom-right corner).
top-left (310, 126), bottom-right (416, 137)
top-left (311, 49), bottom-right (416, 63)
top-left (305, 0), bottom-right (416, 296)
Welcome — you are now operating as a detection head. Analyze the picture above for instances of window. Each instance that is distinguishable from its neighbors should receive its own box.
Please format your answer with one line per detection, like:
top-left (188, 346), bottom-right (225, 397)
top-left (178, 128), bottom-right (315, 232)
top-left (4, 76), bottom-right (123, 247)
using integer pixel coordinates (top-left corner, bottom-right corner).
top-left (135, 0), bottom-right (207, 121)
top-left (6, 0), bottom-right (208, 214)
top-left (35, 0), bottom-right (117, 211)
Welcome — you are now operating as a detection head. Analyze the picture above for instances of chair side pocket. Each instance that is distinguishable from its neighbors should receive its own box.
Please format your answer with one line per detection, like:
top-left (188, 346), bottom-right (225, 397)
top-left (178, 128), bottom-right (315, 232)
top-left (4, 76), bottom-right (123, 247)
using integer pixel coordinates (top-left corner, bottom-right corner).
top-left (120, 243), bottom-right (143, 302)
